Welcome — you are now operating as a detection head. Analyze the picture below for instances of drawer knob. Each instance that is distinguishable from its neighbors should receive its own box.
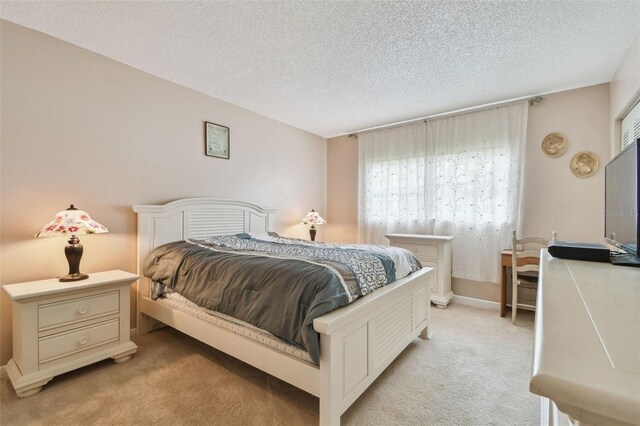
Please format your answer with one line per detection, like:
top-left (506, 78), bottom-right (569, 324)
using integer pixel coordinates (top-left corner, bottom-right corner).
top-left (77, 306), bottom-right (89, 315)
top-left (78, 336), bottom-right (89, 345)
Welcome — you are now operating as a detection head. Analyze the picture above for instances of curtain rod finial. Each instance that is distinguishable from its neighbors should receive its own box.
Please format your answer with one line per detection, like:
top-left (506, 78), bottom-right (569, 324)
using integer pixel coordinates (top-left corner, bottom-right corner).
top-left (529, 96), bottom-right (544, 106)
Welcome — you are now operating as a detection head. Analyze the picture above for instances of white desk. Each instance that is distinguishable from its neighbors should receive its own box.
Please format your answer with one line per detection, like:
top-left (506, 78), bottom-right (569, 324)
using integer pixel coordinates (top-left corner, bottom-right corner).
top-left (530, 250), bottom-right (640, 426)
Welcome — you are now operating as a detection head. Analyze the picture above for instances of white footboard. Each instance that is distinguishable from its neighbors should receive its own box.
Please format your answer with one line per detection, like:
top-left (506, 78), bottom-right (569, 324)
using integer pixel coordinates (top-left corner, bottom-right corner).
top-left (314, 267), bottom-right (433, 426)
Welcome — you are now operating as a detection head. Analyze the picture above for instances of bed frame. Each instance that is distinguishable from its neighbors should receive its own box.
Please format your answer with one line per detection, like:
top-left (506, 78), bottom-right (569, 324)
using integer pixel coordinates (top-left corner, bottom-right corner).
top-left (133, 198), bottom-right (433, 425)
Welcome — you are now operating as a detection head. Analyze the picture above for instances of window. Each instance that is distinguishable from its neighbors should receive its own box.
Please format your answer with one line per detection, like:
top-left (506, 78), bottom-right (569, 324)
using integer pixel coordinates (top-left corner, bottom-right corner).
top-left (358, 102), bottom-right (528, 282)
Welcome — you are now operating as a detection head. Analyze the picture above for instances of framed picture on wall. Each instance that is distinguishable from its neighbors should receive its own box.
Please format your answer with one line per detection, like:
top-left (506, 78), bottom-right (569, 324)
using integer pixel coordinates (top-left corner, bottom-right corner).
top-left (205, 121), bottom-right (230, 159)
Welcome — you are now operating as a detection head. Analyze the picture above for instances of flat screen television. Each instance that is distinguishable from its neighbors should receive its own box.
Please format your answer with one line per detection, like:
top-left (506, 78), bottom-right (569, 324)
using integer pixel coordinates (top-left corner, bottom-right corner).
top-left (605, 139), bottom-right (639, 264)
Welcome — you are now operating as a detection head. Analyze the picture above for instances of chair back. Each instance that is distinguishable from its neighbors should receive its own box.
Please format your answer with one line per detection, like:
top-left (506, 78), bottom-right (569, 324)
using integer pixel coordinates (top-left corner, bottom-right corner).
top-left (511, 231), bottom-right (548, 281)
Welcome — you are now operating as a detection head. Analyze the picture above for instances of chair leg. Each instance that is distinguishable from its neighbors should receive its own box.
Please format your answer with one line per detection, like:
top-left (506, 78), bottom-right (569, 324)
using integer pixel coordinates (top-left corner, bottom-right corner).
top-left (512, 281), bottom-right (518, 325)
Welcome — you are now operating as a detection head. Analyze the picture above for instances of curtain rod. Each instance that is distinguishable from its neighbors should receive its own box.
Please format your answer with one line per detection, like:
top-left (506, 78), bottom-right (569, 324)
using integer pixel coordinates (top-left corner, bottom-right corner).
top-left (346, 95), bottom-right (544, 138)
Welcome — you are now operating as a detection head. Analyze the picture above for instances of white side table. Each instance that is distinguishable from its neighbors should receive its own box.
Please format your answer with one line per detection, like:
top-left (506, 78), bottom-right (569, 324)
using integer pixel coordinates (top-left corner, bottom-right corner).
top-left (386, 234), bottom-right (454, 308)
top-left (3, 270), bottom-right (139, 397)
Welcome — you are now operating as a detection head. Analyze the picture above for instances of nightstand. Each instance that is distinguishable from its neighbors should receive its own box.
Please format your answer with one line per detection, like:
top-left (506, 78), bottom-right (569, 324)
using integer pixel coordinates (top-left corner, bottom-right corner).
top-left (386, 234), bottom-right (454, 308)
top-left (2, 270), bottom-right (139, 397)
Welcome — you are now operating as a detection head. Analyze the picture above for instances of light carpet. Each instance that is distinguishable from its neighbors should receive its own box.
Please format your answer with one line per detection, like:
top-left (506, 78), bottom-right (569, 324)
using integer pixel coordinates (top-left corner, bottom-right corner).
top-left (0, 303), bottom-right (538, 425)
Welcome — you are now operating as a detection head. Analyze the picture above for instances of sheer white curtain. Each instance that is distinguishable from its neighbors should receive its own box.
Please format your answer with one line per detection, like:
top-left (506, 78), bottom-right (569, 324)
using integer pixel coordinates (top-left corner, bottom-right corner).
top-left (358, 102), bottom-right (528, 282)
top-left (426, 102), bottom-right (528, 282)
top-left (358, 123), bottom-right (428, 245)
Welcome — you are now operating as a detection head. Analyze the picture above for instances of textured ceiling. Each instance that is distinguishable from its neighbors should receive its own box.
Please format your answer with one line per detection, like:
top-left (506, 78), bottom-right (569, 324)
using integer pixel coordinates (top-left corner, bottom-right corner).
top-left (2, 1), bottom-right (640, 137)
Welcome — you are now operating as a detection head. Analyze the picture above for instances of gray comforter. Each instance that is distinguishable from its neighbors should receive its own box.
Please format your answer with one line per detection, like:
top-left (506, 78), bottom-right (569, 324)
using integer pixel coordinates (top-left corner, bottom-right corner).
top-left (143, 233), bottom-right (421, 364)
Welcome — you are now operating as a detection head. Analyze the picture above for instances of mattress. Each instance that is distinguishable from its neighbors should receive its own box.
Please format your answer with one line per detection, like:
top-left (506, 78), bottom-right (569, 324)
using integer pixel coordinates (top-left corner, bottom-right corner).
top-left (158, 292), bottom-right (314, 365)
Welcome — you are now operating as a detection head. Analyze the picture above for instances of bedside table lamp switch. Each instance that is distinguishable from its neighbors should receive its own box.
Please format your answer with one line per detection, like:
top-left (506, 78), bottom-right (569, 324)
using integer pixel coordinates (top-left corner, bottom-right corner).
top-left (35, 205), bottom-right (108, 282)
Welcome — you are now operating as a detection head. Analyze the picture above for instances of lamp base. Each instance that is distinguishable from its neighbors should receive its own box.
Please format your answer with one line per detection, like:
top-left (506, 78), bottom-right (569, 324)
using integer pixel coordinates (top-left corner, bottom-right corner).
top-left (59, 273), bottom-right (89, 282)
top-left (309, 225), bottom-right (317, 242)
top-left (61, 235), bottom-right (88, 283)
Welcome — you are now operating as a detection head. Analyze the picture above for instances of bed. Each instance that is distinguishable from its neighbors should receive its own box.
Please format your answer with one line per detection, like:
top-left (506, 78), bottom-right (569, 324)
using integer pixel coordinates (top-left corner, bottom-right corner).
top-left (133, 198), bottom-right (433, 425)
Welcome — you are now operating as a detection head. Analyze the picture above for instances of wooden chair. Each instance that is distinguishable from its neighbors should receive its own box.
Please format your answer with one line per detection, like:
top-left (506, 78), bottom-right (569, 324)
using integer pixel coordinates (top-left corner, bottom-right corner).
top-left (511, 230), bottom-right (548, 324)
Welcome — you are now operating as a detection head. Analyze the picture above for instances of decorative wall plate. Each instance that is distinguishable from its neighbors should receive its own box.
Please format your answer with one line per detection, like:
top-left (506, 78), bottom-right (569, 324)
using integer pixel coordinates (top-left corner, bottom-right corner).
top-left (541, 132), bottom-right (568, 157)
top-left (570, 151), bottom-right (599, 178)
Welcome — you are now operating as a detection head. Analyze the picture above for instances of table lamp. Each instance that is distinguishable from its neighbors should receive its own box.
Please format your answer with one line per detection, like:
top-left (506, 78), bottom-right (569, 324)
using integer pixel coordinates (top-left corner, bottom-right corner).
top-left (300, 209), bottom-right (326, 242)
top-left (35, 204), bottom-right (108, 282)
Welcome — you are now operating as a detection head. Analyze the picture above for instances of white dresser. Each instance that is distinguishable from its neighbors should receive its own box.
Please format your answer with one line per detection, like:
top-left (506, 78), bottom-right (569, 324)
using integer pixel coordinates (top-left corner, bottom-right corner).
top-left (3, 270), bottom-right (139, 397)
top-left (530, 251), bottom-right (640, 426)
top-left (386, 234), bottom-right (454, 308)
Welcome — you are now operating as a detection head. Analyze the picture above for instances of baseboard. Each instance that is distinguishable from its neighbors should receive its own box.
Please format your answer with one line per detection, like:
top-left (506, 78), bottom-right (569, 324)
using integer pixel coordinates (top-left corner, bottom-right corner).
top-left (0, 364), bottom-right (6, 378)
top-left (453, 295), bottom-right (499, 311)
top-left (130, 328), bottom-right (137, 338)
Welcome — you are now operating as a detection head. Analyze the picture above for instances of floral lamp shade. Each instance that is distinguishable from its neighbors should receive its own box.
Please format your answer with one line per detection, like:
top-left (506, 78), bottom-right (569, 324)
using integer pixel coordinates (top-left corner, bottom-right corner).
top-left (35, 205), bottom-right (108, 282)
top-left (300, 209), bottom-right (326, 226)
top-left (35, 205), bottom-right (108, 237)
top-left (300, 209), bottom-right (325, 242)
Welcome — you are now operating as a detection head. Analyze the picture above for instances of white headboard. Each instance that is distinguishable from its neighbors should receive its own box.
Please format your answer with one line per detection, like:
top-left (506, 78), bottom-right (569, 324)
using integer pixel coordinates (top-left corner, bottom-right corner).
top-left (133, 198), bottom-right (275, 253)
top-left (133, 198), bottom-right (276, 321)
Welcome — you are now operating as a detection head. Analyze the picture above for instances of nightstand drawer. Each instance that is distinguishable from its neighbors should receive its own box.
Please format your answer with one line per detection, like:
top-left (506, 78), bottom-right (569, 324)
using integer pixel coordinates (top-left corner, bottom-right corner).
top-left (39, 291), bottom-right (119, 331)
top-left (39, 318), bottom-right (120, 364)
top-left (399, 243), bottom-right (437, 260)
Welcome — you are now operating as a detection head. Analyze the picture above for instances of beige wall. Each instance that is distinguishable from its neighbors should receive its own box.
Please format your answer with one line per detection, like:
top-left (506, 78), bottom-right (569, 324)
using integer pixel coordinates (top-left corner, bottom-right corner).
top-left (610, 32), bottom-right (640, 155)
top-left (0, 21), bottom-right (327, 364)
top-left (523, 84), bottom-right (610, 243)
top-left (326, 135), bottom-right (358, 243)
top-left (326, 84), bottom-right (611, 302)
